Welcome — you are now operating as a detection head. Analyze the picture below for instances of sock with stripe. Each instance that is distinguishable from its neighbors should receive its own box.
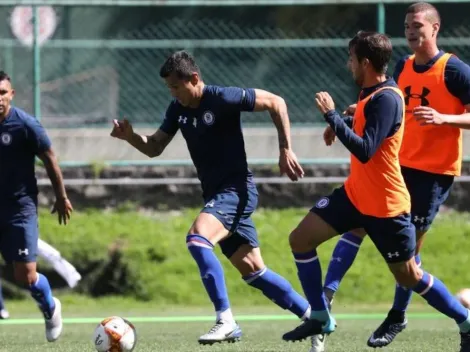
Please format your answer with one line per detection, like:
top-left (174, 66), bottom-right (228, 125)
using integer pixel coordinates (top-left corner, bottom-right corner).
top-left (390, 254), bottom-right (421, 320)
top-left (413, 271), bottom-right (470, 332)
top-left (244, 267), bottom-right (311, 320)
top-left (30, 273), bottom-right (56, 320)
top-left (324, 232), bottom-right (364, 296)
top-left (293, 250), bottom-right (330, 322)
top-left (186, 234), bottom-right (233, 322)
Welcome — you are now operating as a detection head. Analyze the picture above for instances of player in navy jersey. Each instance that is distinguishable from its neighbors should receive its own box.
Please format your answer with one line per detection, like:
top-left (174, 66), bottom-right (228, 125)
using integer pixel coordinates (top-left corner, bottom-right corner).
top-left (310, 3), bottom-right (470, 351)
top-left (0, 71), bottom-right (72, 341)
top-left (110, 50), bottom-right (310, 345)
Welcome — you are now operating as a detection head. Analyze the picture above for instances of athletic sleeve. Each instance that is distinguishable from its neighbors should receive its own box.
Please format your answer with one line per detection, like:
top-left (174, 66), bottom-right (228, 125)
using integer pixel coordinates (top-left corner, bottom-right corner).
top-left (219, 87), bottom-right (256, 112)
top-left (158, 101), bottom-right (179, 135)
top-left (24, 116), bottom-right (52, 155)
top-left (324, 90), bottom-right (402, 163)
top-left (445, 56), bottom-right (470, 105)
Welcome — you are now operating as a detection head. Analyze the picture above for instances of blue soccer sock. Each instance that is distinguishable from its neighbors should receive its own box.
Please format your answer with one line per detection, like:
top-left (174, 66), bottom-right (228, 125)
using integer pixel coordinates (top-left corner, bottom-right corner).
top-left (0, 280), bottom-right (5, 310)
top-left (413, 271), bottom-right (470, 332)
top-left (324, 232), bottom-right (364, 295)
top-left (392, 254), bottom-right (421, 314)
top-left (186, 234), bottom-right (231, 319)
top-left (293, 250), bottom-right (330, 322)
top-left (30, 273), bottom-right (55, 320)
top-left (243, 267), bottom-right (311, 320)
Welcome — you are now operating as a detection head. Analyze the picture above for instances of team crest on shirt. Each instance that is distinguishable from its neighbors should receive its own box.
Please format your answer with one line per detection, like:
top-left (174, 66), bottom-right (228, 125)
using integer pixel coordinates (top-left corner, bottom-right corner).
top-left (202, 110), bottom-right (215, 125)
top-left (315, 197), bottom-right (329, 209)
top-left (0, 132), bottom-right (12, 145)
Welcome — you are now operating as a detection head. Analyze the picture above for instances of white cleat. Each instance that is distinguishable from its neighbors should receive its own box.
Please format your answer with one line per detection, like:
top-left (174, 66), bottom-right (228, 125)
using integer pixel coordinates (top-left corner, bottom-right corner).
top-left (0, 309), bottom-right (9, 319)
top-left (198, 319), bottom-right (242, 345)
top-left (45, 297), bottom-right (63, 342)
top-left (310, 334), bottom-right (326, 352)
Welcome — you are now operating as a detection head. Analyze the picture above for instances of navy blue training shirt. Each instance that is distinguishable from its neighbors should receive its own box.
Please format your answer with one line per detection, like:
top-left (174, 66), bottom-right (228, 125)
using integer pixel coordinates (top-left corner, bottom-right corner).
top-left (324, 78), bottom-right (403, 163)
top-left (0, 106), bottom-right (51, 215)
top-left (159, 85), bottom-right (256, 199)
top-left (393, 50), bottom-right (470, 105)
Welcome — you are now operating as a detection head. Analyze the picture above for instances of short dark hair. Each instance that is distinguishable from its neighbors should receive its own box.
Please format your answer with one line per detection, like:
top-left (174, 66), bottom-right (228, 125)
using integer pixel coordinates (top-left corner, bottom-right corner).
top-left (348, 31), bottom-right (392, 74)
top-left (407, 2), bottom-right (441, 24)
top-left (159, 50), bottom-right (201, 80)
top-left (0, 71), bottom-right (11, 82)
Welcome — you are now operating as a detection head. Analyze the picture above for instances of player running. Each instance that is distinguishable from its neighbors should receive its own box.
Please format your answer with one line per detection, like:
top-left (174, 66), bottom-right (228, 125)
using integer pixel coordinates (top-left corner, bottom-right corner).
top-left (110, 50), bottom-right (312, 345)
top-left (281, 31), bottom-right (470, 352)
top-left (311, 3), bottom-right (470, 350)
top-left (0, 71), bottom-right (72, 341)
top-left (0, 238), bottom-right (81, 319)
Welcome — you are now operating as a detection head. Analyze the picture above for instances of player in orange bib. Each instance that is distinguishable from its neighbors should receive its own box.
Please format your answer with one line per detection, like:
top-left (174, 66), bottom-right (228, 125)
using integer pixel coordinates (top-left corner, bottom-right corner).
top-left (281, 30), bottom-right (470, 352)
top-left (309, 3), bottom-right (470, 351)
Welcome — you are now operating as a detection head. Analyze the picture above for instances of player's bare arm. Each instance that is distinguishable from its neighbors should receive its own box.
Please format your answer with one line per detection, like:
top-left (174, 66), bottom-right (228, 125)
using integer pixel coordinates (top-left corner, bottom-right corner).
top-left (38, 148), bottom-right (73, 225)
top-left (252, 89), bottom-right (304, 181)
top-left (414, 104), bottom-right (470, 129)
top-left (110, 119), bottom-right (174, 157)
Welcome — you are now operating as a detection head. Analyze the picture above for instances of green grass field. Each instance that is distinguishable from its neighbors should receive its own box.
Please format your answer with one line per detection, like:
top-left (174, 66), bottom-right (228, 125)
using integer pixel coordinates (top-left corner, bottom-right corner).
top-left (0, 301), bottom-right (463, 351)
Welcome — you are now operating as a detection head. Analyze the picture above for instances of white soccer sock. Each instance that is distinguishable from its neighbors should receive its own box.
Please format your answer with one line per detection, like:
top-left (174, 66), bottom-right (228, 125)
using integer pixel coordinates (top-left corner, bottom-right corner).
top-left (216, 308), bottom-right (234, 323)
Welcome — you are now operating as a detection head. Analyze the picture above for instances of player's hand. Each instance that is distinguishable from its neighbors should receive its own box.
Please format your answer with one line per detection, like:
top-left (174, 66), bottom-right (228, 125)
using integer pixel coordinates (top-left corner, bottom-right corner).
top-left (51, 197), bottom-right (73, 225)
top-left (343, 104), bottom-right (357, 116)
top-left (110, 119), bottom-right (134, 141)
top-left (279, 149), bottom-right (305, 181)
top-left (323, 125), bottom-right (336, 146)
top-left (413, 106), bottom-right (446, 125)
top-left (315, 92), bottom-right (336, 115)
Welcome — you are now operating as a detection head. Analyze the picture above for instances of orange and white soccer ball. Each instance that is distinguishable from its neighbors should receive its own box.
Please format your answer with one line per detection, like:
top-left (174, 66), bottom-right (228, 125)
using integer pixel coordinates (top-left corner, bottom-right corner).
top-left (93, 316), bottom-right (137, 352)
top-left (456, 288), bottom-right (470, 309)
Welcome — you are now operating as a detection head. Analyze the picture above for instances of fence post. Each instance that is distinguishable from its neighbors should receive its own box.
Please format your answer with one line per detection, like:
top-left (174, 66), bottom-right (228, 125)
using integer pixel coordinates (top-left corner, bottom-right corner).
top-left (377, 2), bottom-right (386, 34)
top-left (32, 5), bottom-right (41, 121)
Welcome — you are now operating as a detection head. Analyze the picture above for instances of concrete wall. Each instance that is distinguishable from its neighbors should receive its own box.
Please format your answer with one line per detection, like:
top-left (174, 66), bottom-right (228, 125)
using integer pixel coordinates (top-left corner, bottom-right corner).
top-left (48, 127), bottom-right (470, 163)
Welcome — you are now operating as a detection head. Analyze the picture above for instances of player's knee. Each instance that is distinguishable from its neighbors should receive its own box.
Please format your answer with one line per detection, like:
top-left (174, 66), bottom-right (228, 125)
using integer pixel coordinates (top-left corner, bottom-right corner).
top-left (289, 227), bottom-right (317, 253)
top-left (349, 228), bottom-right (367, 238)
top-left (389, 260), bottom-right (422, 289)
top-left (13, 264), bottom-right (37, 286)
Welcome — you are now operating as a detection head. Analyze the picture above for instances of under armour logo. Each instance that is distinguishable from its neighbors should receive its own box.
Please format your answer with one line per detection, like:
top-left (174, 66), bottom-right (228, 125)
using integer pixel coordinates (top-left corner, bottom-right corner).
top-left (205, 200), bottom-right (215, 208)
top-left (18, 248), bottom-right (29, 256)
top-left (413, 215), bottom-right (425, 224)
top-left (331, 257), bottom-right (342, 263)
top-left (387, 251), bottom-right (399, 259)
top-left (404, 86), bottom-right (430, 106)
top-left (178, 116), bottom-right (187, 124)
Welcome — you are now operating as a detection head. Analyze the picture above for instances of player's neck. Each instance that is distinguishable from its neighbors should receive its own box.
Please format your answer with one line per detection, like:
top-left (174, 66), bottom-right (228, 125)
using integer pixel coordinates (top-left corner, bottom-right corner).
top-left (414, 45), bottom-right (439, 65)
top-left (361, 74), bottom-right (387, 89)
top-left (188, 83), bottom-right (205, 109)
top-left (0, 105), bottom-right (11, 122)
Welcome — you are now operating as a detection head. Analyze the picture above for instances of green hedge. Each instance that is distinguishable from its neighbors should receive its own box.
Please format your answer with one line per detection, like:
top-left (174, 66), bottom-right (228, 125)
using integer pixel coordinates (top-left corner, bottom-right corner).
top-left (6, 207), bottom-right (468, 305)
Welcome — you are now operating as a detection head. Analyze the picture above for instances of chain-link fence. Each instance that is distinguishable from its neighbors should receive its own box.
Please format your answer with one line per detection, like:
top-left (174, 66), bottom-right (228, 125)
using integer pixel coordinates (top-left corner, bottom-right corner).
top-left (1, 2), bottom-right (470, 129)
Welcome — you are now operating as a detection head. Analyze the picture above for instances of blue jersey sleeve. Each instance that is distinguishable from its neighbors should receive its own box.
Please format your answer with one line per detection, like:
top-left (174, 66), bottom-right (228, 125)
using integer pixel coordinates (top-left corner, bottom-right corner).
top-left (445, 56), bottom-right (470, 105)
top-left (24, 117), bottom-right (51, 155)
top-left (324, 90), bottom-right (402, 163)
top-left (392, 55), bottom-right (409, 83)
top-left (219, 87), bottom-right (256, 112)
top-left (158, 101), bottom-right (179, 135)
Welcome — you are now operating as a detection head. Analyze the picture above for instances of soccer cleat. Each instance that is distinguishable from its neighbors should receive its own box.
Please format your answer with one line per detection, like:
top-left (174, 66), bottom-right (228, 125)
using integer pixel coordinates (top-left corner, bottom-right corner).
top-left (283, 316), bottom-right (336, 342)
top-left (461, 331), bottom-right (470, 352)
top-left (198, 319), bottom-right (242, 345)
top-left (0, 309), bottom-right (9, 319)
top-left (310, 334), bottom-right (326, 352)
top-left (309, 292), bottom-right (333, 351)
top-left (45, 297), bottom-right (63, 342)
top-left (367, 315), bottom-right (407, 348)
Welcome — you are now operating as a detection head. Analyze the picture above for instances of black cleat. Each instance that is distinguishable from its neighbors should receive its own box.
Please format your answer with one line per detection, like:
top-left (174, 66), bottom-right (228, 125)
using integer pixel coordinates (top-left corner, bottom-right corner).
top-left (460, 331), bottom-right (470, 352)
top-left (367, 314), bottom-right (407, 348)
top-left (283, 316), bottom-right (336, 343)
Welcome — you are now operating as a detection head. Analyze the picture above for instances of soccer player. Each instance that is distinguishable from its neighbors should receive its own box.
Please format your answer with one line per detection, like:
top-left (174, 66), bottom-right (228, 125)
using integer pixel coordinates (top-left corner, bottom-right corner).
top-left (0, 238), bottom-right (82, 319)
top-left (310, 3), bottom-right (470, 350)
top-left (281, 31), bottom-right (470, 352)
top-left (0, 71), bottom-right (72, 341)
top-left (110, 50), bottom-right (311, 345)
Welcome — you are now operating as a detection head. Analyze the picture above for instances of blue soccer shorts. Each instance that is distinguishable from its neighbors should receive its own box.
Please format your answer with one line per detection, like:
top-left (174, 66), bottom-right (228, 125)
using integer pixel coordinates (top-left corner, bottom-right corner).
top-left (311, 186), bottom-right (416, 264)
top-left (401, 166), bottom-right (454, 232)
top-left (0, 212), bottom-right (39, 263)
top-left (201, 185), bottom-right (259, 258)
